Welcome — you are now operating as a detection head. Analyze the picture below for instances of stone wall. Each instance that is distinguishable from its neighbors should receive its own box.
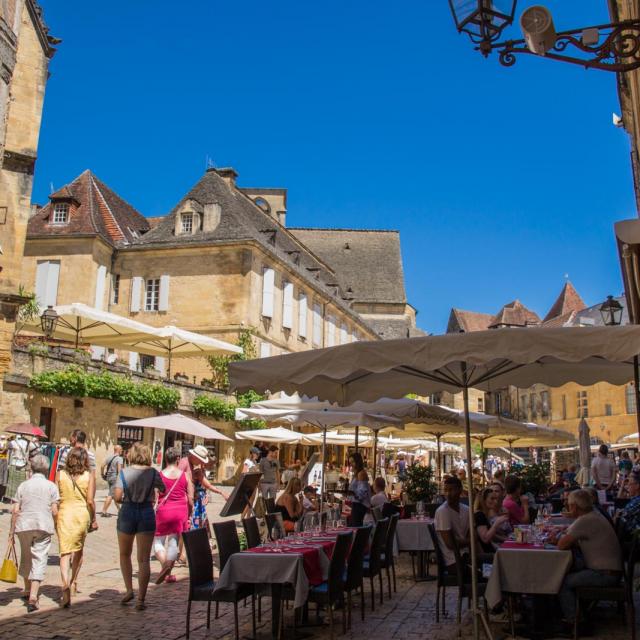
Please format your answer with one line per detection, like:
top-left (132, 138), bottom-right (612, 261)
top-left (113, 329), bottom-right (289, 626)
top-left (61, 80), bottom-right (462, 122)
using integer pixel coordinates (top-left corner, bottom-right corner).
top-left (2, 346), bottom-right (253, 487)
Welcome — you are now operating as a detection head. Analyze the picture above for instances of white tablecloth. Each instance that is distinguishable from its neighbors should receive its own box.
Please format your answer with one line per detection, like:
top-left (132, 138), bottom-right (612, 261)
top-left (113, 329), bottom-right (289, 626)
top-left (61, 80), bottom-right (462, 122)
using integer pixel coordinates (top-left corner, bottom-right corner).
top-left (214, 550), bottom-right (330, 609)
top-left (485, 547), bottom-right (573, 608)
top-left (395, 519), bottom-right (435, 552)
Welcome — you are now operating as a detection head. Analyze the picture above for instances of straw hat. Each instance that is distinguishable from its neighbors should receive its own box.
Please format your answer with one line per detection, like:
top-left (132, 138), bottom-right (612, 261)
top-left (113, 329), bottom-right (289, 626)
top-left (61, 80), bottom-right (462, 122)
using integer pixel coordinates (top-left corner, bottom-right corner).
top-left (189, 445), bottom-right (209, 464)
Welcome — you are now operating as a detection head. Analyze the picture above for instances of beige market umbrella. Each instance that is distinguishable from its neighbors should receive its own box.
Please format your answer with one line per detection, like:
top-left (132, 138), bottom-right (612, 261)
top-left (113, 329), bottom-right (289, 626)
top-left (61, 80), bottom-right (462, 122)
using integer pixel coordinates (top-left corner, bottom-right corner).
top-left (235, 426), bottom-right (305, 444)
top-left (229, 325), bottom-right (640, 640)
top-left (118, 413), bottom-right (232, 441)
top-left (23, 302), bottom-right (161, 348)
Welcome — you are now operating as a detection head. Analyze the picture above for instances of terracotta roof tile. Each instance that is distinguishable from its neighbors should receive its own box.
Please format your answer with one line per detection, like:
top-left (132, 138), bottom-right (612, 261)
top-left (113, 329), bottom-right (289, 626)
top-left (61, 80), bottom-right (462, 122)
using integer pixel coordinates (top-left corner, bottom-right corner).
top-left (489, 300), bottom-right (540, 328)
top-left (447, 309), bottom-right (493, 333)
top-left (543, 281), bottom-right (586, 322)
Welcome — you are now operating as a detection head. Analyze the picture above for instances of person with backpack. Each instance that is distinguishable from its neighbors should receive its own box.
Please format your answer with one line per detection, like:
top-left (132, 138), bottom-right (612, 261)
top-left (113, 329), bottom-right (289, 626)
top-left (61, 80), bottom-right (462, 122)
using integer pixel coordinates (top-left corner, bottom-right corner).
top-left (100, 445), bottom-right (123, 517)
top-left (6, 435), bottom-right (37, 501)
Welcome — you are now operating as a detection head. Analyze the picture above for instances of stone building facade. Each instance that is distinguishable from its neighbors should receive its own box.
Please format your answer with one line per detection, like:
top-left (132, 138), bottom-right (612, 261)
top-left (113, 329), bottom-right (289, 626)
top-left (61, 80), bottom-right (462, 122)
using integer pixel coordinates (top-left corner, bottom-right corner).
top-left (22, 166), bottom-right (424, 383)
top-left (445, 283), bottom-right (639, 444)
top-left (0, 1), bottom-right (55, 384)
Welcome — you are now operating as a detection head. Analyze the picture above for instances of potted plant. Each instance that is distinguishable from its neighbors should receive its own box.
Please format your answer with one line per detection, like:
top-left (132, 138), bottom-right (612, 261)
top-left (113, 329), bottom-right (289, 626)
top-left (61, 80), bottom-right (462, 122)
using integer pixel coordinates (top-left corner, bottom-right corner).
top-left (174, 372), bottom-right (189, 383)
top-left (403, 463), bottom-right (438, 504)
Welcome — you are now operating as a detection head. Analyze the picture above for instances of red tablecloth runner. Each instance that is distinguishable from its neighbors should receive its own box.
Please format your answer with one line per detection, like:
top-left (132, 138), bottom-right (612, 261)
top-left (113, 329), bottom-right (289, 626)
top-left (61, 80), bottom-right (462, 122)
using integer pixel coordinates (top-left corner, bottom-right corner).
top-left (243, 545), bottom-right (324, 585)
top-left (501, 541), bottom-right (544, 550)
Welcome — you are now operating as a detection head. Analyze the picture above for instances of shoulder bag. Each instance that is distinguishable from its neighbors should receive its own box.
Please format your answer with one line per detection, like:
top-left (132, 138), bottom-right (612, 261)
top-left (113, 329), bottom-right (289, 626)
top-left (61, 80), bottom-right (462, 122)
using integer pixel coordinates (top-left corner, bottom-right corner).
top-left (0, 537), bottom-right (17, 583)
top-left (154, 471), bottom-right (183, 512)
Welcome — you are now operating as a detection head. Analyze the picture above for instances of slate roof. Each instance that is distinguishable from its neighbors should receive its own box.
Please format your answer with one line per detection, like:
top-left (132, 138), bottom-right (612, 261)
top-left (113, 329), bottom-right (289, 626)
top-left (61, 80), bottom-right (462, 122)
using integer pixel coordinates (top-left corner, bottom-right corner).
top-left (288, 228), bottom-right (407, 305)
top-left (27, 170), bottom-right (149, 245)
top-left (367, 316), bottom-right (428, 339)
top-left (489, 300), bottom-right (540, 328)
top-left (133, 169), bottom-right (371, 328)
top-left (447, 308), bottom-right (493, 333)
top-left (543, 281), bottom-right (586, 322)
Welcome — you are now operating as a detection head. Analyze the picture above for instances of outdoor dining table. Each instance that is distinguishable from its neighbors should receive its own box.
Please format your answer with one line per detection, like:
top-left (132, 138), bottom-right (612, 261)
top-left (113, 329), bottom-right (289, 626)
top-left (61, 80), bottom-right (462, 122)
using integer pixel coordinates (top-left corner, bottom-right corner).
top-left (395, 517), bottom-right (435, 581)
top-left (214, 528), bottom-right (352, 638)
top-left (485, 541), bottom-right (573, 609)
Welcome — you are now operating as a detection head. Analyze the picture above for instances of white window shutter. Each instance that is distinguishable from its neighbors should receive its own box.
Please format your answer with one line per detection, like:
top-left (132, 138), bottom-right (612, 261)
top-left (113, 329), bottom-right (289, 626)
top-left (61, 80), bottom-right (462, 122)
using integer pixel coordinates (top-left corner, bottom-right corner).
top-left (156, 356), bottom-right (165, 374)
top-left (282, 281), bottom-right (293, 329)
top-left (313, 303), bottom-right (323, 347)
top-left (128, 351), bottom-right (139, 371)
top-left (298, 293), bottom-right (308, 338)
top-left (340, 322), bottom-right (348, 344)
top-left (45, 261), bottom-right (60, 307)
top-left (159, 275), bottom-right (170, 311)
top-left (262, 267), bottom-right (275, 318)
top-left (94, 265), bottom-right (107, 310)
top-left (130, 277), bottom-right (142, 312)
top-left (327, 315), bottom-right (336, 347)
top-left (35, 261), bottom-right (48, 307)
top-left (260, 341), bottom-right (272, 358)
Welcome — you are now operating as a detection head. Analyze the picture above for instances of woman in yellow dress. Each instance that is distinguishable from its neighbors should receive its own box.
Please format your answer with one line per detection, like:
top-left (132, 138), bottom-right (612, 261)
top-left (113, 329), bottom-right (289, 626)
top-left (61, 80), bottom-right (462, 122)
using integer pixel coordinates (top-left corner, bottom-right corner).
top-left (56, 447), bottom-right (96, 607)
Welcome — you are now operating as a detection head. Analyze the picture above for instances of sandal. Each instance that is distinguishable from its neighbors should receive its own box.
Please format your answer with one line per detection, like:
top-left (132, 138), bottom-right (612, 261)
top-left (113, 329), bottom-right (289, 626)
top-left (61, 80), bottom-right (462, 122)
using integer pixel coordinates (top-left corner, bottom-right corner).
top-left (165, 575), bottom-right (177, 583)
top-left (155, 564), bottom-right (173, 585)
top-left (120, 591), bottom-right (135, 605)
top-left (60, 587), bottom-right (71, 608)
top-left (27, 599), bottom-right (39, 613)
top-left (135, 600), bottom-right (146, 611)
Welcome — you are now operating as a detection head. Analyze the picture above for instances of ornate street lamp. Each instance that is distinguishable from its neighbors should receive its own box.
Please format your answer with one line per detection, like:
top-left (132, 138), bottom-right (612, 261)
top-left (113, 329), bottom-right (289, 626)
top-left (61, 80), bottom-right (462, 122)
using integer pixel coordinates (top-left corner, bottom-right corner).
top-left (599, 295), bottom-right (624, 326)
top-left (40, 305), bottom-right (59, 338)
top-left (448, 2), bottom-right (640, 72)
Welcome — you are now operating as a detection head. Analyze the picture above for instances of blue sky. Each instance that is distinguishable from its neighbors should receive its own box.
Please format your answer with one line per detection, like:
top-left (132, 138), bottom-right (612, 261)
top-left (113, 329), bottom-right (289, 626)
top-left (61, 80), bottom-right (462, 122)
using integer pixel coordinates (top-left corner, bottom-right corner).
top-left (35, 1), bottom-right (635, 334)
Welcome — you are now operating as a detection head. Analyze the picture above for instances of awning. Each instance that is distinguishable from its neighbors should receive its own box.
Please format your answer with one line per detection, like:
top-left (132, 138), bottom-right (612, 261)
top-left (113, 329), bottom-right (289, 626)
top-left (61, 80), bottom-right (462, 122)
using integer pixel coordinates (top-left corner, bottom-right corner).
top-left (118, 413), bottom-right (232, 441)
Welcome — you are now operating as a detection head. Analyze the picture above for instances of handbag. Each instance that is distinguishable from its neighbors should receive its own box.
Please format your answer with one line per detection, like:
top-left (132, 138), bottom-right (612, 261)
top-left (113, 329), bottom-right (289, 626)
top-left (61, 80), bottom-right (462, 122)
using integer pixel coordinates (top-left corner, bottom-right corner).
top-left (67, 471), bottom-right (96, 534)
top-left (154, 471), bottom-right (183, 512)
top-left (0, 538), bottom-right (18, 583)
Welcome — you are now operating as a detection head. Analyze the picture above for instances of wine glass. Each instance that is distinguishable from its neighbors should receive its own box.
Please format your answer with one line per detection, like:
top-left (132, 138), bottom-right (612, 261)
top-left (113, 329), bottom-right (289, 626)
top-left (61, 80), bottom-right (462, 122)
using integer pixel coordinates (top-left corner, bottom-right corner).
top-left (416, 501), bottom-right (425, 519)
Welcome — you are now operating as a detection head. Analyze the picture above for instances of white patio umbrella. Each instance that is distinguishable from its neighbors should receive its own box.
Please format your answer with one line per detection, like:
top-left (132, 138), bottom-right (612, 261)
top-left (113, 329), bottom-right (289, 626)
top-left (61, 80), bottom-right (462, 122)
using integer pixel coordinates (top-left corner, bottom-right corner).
top-left (229, 325), bottom-right (640, 640)
top-left (623, 432), bottom-right (640, 442)
top-left (235, 404), bottom-right (399, 513)
top-left (578, 418), bottom-right (592, 485)
top-left (235, 426), bottom-right (305, 444)
top-left (118, 413), bottom-right (232, 441)
top-left (113, 325), bottom-right (242, 377)
top-left (301, 431), bottom-right (373, 446)
top-left (23, 302), bottom-right (161, 348)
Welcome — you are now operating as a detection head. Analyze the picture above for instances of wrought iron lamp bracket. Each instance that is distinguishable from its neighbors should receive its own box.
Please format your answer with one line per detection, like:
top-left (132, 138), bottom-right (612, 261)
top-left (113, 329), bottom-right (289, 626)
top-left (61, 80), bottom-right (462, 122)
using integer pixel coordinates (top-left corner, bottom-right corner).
top-left (479, 19), bottom-right (640, 72)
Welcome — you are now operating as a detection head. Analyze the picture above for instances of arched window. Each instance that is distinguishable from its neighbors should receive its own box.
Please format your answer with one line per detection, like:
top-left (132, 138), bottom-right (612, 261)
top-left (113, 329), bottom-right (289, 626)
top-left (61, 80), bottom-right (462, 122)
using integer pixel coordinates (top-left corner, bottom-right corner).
top-left (253, 197), bottom-right (271, 214)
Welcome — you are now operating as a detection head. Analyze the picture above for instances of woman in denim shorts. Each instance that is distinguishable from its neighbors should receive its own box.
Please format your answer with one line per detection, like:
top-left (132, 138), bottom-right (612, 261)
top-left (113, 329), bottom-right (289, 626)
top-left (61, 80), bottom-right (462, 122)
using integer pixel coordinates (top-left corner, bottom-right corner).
top-left (114, 442), bottom-right (164, 610)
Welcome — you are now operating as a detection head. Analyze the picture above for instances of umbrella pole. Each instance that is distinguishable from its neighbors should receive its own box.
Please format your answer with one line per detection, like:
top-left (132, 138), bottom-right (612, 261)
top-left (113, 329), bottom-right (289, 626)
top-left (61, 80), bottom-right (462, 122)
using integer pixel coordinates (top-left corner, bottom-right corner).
top-left (354, 425), bottom-right (359, 455)
top-left (373, 430), bottom-right (378, 476)
top-left (635, 356), bottom-right (640, 451)
top-left (462, 370), bottom-right (481, 640)
top-left (436, 434), bottom-right (442, 481)
top-left (320, 427), bottom-right (327, 529)
top-left (168, 351), bottom-right (172, 379)
top-left (480, 440), bottom-right (486, 487)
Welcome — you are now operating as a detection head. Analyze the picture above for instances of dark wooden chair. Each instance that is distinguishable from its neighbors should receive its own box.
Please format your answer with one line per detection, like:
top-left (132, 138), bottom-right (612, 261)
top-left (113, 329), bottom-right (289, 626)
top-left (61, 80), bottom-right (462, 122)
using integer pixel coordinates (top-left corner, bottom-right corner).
top-left (363, 518), bottom-right (389, 611)
top-left (242, 516), bottom-right (261, 549)
top-left (574, 536), bottom-right (638, 640)
top-left (211, 520), bottom-right (256, 640)
top-left (342, 525), bottom-right (372, 628)
top-left (265, 512), bottom-right (286, 540)
top-left (380, 513), bottom-right (400, 596)
top-left (307, 532), bottom-right (353, 639)
top-left (428, 523), bottom-right (458, 622)
top-left (381, 502), bottom-right (401, 518)
top-left (182, 529), bottom-right (216, 640)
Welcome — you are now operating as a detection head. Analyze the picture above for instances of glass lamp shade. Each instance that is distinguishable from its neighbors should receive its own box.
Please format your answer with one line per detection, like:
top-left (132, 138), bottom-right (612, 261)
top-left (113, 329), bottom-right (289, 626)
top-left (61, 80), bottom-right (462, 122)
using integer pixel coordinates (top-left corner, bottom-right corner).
top-left (599, 295), bottom-right (624, 326)
top-left (40, 305), bottom-right (59, 337)
top-left (448, 0), bottom-right (518, 43)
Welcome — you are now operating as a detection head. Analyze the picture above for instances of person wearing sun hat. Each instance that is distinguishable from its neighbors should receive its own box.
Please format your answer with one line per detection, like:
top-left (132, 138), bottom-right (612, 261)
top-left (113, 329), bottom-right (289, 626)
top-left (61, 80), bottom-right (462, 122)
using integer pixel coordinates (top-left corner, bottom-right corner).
top-left (178, 445), bottom-right (229, 531)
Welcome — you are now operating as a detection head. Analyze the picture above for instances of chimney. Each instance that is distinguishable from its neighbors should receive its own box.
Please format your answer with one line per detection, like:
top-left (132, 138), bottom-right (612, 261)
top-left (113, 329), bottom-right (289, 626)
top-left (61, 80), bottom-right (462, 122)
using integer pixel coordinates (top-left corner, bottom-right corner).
top-left (30, 203), bottom-right (42, 218)
top-left (214, 167), bottom-right (238, 187)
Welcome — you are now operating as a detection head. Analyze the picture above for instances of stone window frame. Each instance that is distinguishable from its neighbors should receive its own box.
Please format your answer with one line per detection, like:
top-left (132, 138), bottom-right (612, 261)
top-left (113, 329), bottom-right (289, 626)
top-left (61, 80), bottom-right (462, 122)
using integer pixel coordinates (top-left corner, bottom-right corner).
top-left (181, 212), bottom-right (194, 234)
top-left (52, 202), bottom-right (69, 224)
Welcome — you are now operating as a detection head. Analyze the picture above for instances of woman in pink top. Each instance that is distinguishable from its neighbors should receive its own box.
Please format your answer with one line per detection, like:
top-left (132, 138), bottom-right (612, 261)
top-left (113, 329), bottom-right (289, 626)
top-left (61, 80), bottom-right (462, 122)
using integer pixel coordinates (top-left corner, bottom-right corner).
top-left (503, 475), bottom-right (530, 526)
top-left (154, 447), bottom-right (193, 584)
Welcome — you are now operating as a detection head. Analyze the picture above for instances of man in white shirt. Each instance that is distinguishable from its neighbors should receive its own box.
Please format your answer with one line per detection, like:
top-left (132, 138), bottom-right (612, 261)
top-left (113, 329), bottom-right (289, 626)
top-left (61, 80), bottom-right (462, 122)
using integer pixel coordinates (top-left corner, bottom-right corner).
top-left (435, 475), bottom-right (470, 570)
top-left (591, 445), bottom-right (616, 492)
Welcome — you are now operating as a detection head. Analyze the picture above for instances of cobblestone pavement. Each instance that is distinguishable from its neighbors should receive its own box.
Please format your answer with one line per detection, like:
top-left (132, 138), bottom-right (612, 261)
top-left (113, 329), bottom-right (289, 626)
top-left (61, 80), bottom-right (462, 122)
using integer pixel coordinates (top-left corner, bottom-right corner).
top-left (0, 490), bottom-right (638, 640)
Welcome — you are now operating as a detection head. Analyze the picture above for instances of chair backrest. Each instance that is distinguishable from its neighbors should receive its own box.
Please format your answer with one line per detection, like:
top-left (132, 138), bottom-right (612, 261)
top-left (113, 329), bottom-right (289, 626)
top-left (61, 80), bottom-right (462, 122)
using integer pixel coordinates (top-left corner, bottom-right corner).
top-left (384, 513), bottom-right (399, 560)
top-left (265, 512), bottom-right (285, 540)
top-left (344, 525), bottom-right (372, 589)
top-left (242, 516), bottom-right (261, 549)
top-left (427, 523), bottom-right (451, 586)
top-left (367, 518), bottom-right (389, 574)
top-left (381, 502), bottom-right (401, 519)
top-left (450, 532), bottom-right (466, 587)
top-left (326, 532), bottom-right (353, 600)
top-left (265, 497), bottom-right (276, 513)
top-left (371, 506), bottom-right (383, 522)
top-left (182, 529), bottom-right (214, 596)
top-left (212, 520), bottom-right (241, 571)
top-left (623, 534), bottom-right (639, 600)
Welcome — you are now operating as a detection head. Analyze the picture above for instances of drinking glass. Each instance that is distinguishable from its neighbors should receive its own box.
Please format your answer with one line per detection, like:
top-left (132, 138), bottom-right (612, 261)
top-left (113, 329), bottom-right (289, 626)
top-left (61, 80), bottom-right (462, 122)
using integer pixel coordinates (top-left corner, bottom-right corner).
top-left (416, 501), bottom-right (425, 519)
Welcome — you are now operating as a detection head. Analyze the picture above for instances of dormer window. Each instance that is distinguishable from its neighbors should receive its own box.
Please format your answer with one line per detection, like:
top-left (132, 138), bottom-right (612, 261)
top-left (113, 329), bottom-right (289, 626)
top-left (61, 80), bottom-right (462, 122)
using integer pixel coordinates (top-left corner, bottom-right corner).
top-left (52, 203), bottom-right (69, 224)
top-left (181, 212), bottom-right (193, 233)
